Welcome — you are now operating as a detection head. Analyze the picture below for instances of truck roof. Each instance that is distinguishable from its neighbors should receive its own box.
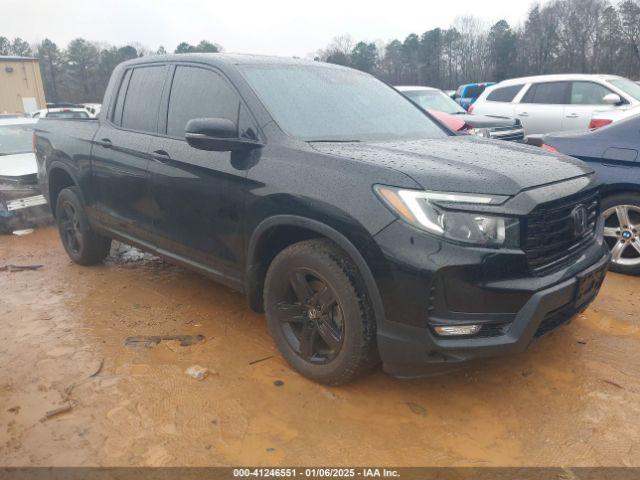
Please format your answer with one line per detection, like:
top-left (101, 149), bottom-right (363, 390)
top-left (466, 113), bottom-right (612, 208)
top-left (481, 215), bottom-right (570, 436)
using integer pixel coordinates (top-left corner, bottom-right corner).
top-left (119, 53), bottom-right (344, 69)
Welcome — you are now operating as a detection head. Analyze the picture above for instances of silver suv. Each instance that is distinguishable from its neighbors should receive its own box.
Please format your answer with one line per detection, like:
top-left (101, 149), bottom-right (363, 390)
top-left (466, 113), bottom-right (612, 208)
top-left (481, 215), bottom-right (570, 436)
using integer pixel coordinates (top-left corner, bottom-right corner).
top-left (471, 74), bottom-right (640, 135)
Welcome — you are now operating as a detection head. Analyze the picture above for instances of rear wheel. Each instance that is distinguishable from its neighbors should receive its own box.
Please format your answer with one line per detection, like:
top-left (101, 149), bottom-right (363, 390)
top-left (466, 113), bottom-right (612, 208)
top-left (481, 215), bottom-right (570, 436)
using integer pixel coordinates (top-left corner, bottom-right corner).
top-left (602, 193), bottom-right (640, 275)
top-left (55, 186), bottom-right (111, 265)
top-left (264, 239), bottom-right (378, 385)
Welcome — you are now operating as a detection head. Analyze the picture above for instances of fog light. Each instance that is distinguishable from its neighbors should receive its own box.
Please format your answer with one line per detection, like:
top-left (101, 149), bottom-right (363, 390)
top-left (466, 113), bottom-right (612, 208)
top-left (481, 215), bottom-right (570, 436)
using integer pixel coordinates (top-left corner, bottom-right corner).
top-left (434, 325), bottom-right (481, 336)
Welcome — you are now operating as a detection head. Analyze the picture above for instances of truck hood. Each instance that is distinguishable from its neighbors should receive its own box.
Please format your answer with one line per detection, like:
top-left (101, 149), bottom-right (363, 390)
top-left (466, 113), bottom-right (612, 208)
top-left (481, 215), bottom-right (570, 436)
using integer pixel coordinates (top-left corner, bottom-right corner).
top-left (310, 136), bottom-right (592, 196)
top-left (0, 152), bottom-right (38, 178)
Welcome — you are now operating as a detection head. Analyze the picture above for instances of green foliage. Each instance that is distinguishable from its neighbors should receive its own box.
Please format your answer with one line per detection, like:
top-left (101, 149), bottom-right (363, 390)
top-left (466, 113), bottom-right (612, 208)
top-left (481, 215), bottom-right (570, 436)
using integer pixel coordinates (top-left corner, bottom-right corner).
top-left (351, 42), bottom-right (378, 73)
top-left (174, 40), bottom-right (220, 54)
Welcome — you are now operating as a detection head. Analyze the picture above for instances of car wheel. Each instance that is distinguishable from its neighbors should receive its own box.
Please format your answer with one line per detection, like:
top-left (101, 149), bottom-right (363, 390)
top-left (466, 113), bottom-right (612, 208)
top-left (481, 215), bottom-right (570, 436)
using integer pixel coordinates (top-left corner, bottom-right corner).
top-left (55, 186), bottom-right (112, 265)
top-left (602, 193), bottom-right (640, 275)
top-left (263, 239), bottom-right (378, 385)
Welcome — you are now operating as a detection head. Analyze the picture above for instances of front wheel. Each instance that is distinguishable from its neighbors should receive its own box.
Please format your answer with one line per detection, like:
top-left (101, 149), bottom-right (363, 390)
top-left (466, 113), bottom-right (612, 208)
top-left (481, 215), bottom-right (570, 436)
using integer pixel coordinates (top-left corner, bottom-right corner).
top-left (602, 193), bottom-right (640, 275)
top-left (55, 186), bottom-right (112, 265)
top-left (263, 239), bottom-right (378, 385)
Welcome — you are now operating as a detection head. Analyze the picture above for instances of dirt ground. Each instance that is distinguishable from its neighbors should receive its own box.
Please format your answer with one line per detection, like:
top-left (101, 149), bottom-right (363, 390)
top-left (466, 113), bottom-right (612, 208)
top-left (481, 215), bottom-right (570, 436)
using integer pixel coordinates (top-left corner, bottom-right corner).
top-left (1, 226), bottom-right (639, 467)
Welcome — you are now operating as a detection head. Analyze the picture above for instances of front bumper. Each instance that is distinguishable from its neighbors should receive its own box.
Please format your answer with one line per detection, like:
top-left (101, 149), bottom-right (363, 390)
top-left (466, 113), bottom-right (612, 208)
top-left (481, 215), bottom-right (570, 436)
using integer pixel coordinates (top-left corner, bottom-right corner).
top-left (371, 219), bottom-right (611, 378)
top-left (0, 181), bottom-right (52, 233)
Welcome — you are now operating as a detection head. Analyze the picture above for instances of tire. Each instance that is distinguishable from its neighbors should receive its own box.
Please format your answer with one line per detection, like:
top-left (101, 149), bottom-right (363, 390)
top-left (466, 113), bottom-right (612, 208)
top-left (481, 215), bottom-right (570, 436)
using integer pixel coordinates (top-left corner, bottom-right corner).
top-left (264, 239), bottom-right (378, 385)
top-left (601, 193), bottom-right (640, 276)
top-left (55, 186), bottom-right (111, 265)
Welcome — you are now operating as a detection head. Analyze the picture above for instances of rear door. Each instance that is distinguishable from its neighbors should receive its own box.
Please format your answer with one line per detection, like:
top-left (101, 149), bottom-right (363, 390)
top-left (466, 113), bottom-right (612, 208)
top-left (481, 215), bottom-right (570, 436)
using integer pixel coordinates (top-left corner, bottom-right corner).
top-left (91, 65), bottom-right (169, 242)
top-left (148, 64), bottom-right (257, 285)
top-left (514, 81), bottom-right (570, 134)
top-left (563, 81), bottom-right (617, 131)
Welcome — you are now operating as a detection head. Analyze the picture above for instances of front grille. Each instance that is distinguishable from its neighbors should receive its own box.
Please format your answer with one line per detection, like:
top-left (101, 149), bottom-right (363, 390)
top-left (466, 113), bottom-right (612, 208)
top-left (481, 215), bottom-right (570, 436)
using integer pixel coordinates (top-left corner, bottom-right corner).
top-left (523, 189), bottom-right (599, 275)
top-left (488, 125), bottom-right (525, 142)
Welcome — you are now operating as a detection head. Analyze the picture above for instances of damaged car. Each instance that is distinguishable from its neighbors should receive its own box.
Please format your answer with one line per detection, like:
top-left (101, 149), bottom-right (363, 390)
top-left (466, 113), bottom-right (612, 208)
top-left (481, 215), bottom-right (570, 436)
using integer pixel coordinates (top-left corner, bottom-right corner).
top-left (0, 118), bottom-right (51, 233)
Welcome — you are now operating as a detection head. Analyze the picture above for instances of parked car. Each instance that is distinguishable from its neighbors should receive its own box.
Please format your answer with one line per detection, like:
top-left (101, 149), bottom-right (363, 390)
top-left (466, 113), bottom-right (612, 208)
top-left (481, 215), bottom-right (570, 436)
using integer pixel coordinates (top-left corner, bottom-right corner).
top-left (588, 104), bottom-right (640, 129)
top-left (534, 114), bottom-right (640, 275)
top-left (396, 86), bottom-right (524, 141)
top-left (453, 82), bottom-right (496, 110)
top-left (82, 103), bottom-right (102, 118)
top-left (31, 108), bottom-right (90, 119)
top-left (0, 118), bottom-right (51, 233)
top-left (472, 74), bottom-right (640, 134)
top-left (35, 54), bottom-right (610, 384)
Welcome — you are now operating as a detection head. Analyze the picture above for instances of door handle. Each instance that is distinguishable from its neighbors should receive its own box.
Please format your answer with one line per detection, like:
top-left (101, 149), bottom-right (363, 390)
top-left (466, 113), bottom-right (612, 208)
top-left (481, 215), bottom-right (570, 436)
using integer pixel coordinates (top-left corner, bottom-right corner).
top-left (96, 138), bottom-right (112, 148)
top-left (518, 112), bottom-right (529, 117)
top-left (565, 113), bottom-right (579, 118)
top-left (151, 149), bottom-right (171, 163)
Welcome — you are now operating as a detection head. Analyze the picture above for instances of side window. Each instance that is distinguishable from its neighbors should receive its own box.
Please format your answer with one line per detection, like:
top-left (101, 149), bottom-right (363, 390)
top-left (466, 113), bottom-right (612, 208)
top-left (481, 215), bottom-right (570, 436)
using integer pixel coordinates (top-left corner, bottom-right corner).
top-left (486, 85), bottom-right (523, 102)
top-left (570, 82), bottom-right (613, 105)
top-left (111, 69), bottom-right (132, 126)
top-left (521, 82), bottom-right (569, 105)
top-left (167, 66), bottom-right (240, 138)
top-left (121, 66), bottom-right (166, 133)
top-left (464, 85), bottom-right (484, 99)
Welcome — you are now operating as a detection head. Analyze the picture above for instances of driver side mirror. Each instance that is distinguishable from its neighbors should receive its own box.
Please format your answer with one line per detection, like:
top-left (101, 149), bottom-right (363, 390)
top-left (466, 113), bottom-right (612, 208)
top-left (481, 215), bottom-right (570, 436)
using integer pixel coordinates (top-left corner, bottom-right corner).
top-left (185, 117), bottom-right (262, 152)
top-left (603, 93), bottom-right (622, 106)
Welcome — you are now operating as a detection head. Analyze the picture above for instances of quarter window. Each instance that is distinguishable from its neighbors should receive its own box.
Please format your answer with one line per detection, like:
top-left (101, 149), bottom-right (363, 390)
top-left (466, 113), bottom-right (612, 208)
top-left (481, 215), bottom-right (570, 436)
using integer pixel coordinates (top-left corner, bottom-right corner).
top-left (120, 66), bottom-right (166, 133)
top-left (111, 69), bottom-right (131, 126)
top-left (166, 66), bottom-right (240, 138)
top-left (521, 82), bottom-right (569, 105)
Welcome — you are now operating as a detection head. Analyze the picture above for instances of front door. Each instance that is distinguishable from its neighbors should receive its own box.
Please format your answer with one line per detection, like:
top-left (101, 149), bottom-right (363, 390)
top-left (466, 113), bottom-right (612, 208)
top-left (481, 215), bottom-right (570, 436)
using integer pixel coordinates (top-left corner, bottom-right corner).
top-left (562, 81), bottom-right (618, 131)
top-left (148, 65), bottom-right (257, 284)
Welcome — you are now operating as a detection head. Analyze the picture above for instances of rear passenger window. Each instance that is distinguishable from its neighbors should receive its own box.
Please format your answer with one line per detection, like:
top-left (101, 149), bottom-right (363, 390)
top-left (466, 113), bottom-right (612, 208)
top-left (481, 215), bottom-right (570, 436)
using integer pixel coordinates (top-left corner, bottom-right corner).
top-left (521, 82), bottom-right (569, 104)
top-left (121, 66), bottom-right (166, 133)
top-left (570, 82), bottom-right (613, 105)
top-left (111, 69), bottom-right (132, 126)
top-left (167, 66), bottom-right (240, 138)
top-left (486, 85), bottom-right (523, 102)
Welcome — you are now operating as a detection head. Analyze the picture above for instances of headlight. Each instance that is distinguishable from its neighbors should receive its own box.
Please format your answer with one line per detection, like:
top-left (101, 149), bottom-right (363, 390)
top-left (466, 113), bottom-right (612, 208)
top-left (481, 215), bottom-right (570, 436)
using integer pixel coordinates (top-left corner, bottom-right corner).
top-left (374, 185), bottom-right (519, 247)
top-left (467, 127), bottom-right (491, 138)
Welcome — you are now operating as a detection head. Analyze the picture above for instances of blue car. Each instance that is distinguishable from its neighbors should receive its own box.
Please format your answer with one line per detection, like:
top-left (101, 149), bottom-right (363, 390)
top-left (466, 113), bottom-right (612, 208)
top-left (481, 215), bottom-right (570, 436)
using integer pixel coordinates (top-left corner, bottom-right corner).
top-left (453, 82), bottom-right (496, 111)
top-left (539, 114), bottom-right (640, 275)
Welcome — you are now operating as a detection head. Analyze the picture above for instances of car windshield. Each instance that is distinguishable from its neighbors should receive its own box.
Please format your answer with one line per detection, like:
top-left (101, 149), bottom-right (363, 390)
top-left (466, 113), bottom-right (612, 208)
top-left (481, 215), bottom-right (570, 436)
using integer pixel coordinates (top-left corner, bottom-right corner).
top-left (241, 64), bottom-right (447, 141)
top-left (609, 78), bottom-right (640, 101)
top-left (403, 89), bottom-right (466, 114)
top-left (0, 124), bottom-right (34, 155)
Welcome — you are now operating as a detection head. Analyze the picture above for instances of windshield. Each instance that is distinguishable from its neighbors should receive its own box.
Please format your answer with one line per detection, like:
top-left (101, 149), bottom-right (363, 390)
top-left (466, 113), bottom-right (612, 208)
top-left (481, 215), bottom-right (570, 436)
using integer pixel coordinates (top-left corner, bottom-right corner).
top-left (241, 64), bottom-right (446, 141)
top-left (0, 124), bottom-right (34, 155)
top-left (403, 89), bottom-right (466, 114)
top-left (609, 78), bottom-right (640, 101)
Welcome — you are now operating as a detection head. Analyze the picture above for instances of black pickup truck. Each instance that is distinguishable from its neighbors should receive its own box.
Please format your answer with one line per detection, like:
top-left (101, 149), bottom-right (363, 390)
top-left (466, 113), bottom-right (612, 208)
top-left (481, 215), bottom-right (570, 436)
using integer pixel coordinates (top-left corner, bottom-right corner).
top-left (35, 54), bottom-right (610, 384)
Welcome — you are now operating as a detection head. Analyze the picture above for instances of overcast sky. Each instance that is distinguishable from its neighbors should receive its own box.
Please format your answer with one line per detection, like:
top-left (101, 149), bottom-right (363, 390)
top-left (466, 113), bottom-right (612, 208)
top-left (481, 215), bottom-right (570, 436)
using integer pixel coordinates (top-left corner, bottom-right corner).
top-left (4, 0), bottom-right (533, 57)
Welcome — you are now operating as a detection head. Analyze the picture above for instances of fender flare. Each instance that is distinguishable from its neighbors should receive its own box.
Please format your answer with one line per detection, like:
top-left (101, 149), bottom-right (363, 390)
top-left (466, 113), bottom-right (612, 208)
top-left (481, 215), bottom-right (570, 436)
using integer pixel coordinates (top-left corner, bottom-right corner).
top-left (246, 215), bottom-right (386, 327)
top-left (46, 161), bottom-right (82, 214)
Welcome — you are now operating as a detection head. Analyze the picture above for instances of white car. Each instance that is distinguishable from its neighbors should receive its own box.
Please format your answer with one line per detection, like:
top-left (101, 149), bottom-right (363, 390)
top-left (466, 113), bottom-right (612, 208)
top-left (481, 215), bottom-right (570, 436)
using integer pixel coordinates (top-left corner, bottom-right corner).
top-left (471, 74), bottom-right (640, 134)
top-left (31, 107), bottom-right (90, 119)
top-left (81, 103), bottom-right (102, 117)
top-left (0, 118), bottom-right (51, 232)
top-left (589, 104), bottom-right (640, 129)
